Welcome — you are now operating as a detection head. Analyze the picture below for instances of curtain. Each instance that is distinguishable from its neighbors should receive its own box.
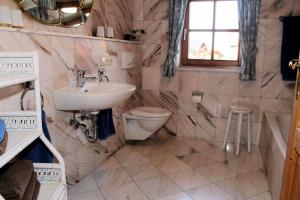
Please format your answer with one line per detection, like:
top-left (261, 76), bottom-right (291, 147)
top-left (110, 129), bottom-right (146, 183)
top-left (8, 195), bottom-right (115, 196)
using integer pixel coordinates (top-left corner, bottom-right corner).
top-left (238, 0), bottom-right (261, 81)
top-left (163, 0), bottom-right (188, 77)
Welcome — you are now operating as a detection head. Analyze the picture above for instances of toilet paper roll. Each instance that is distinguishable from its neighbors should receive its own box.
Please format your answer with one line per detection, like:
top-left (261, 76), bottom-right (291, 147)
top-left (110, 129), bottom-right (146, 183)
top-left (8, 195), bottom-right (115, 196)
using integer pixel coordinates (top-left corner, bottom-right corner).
top-left (0, 5), bottom-right (11, 26)
top-left (11, 9), bottom-right (23, 28)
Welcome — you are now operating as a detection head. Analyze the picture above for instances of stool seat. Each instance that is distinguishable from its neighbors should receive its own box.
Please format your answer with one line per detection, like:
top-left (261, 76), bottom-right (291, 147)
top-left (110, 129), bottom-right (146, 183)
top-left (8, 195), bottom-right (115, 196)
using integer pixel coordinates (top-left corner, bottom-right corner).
top-left (229, 106), bottom-right (252, 114)
top-left (223, 105), bottom-right (252, 156)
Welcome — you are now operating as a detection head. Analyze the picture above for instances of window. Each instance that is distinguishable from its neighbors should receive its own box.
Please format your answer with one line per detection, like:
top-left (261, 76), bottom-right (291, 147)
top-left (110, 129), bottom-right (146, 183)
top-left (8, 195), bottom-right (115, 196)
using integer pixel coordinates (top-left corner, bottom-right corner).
top-left (181, 0), bottom-right (240, 66)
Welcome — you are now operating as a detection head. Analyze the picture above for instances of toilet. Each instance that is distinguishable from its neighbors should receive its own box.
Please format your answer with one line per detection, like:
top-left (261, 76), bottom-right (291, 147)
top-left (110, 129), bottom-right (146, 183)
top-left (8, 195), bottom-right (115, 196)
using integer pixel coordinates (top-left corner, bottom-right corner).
top-left (122, 106), bottom-right (171, 140)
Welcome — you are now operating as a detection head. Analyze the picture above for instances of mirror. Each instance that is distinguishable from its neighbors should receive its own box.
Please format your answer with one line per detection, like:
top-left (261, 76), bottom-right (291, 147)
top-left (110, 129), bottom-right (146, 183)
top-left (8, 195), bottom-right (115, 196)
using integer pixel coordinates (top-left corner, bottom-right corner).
top-left (15, 0), bottom-right (92, 27)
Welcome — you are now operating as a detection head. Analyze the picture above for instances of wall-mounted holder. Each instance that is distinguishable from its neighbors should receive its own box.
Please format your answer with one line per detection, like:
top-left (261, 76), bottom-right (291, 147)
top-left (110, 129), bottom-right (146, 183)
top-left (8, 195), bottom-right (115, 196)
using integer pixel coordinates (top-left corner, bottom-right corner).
top-left (192, 91), bottom-right (204, 104)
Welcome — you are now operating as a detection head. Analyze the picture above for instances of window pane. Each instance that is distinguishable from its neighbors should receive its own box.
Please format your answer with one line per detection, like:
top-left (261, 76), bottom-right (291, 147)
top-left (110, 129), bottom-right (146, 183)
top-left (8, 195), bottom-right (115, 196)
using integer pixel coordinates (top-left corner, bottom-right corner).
top-left (214, 32), bottom-right (239, 61)
top-left (215, 1), bottom-right (239, 29)
top-left (189, 1), bottom-right (214, 29)
top-left (188, 32), bottom-right (213, 59)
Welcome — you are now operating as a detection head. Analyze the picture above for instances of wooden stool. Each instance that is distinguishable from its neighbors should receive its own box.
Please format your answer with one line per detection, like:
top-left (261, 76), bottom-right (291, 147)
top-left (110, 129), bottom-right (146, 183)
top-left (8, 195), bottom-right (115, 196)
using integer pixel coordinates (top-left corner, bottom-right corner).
top-left (222, 106), bottom-right (252, 156)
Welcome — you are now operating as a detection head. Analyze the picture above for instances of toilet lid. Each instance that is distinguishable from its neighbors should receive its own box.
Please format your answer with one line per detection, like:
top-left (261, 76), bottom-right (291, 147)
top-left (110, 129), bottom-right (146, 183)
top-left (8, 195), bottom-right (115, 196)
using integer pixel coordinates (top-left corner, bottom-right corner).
top-left (130, 107), bottom-right (171, 118)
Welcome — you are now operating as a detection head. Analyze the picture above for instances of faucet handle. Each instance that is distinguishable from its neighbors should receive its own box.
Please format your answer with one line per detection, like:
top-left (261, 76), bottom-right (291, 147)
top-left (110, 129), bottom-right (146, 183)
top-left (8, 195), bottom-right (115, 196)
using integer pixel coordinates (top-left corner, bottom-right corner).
top-left (98, 68), bottom-right (105, 76)
top-left (77, 70), bottom-right (86, 78)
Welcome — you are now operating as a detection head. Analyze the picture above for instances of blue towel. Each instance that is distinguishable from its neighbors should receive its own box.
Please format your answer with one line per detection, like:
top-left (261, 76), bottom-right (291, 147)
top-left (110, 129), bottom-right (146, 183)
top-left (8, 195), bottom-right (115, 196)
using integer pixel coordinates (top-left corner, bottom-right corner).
top-left (97, 109), bottom-right (115, 140)
top-left (23, 110), bottom-right (53, 163)
top-left (0, 119), bottom-right (5, 142)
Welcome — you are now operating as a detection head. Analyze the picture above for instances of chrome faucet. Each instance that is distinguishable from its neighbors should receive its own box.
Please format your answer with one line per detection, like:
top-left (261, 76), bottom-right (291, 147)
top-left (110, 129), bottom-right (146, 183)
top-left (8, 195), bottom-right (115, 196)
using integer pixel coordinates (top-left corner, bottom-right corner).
top-left (98, 69), bottom-right (109, 82)
top-left (76, 70), bottom-right (97, 87)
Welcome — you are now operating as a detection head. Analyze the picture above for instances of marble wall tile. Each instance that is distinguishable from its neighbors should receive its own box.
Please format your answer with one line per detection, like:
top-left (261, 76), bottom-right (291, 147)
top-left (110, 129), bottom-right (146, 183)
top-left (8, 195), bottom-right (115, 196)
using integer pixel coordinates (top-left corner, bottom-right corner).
top-left (293, 0), bottom-right (300, 15)
top-left (159, 91), bottom-right (178, 114)
top-left (21, 33), bottom-right (53, 81)
top-left (256, 19), bottom-right (268, 48)
top-left (268, 0), bottom-right (294, 19)
top-left (127, 68), bottom-right (142, 88)
top-left (239, 73), bottom-right (262, 97)
top-left (105, 0), bottom-right (133, 20)
top-left (217, 73), bottom-right (240, 96)
top-left (143, 0), bottom-right (168, 20)
top-left (256, 47), bottom-right (265, 73)
top-left (51, 36), bottom-right (75, 84)
top-left (196, 113), bottom-right (217, 143)
top-left (178, 71), bottom-right (199, 94)
top-left (178, 93), bottom-right (196, 116)
top-left (142, 67), bottom-right (161, 90)
top-left (130, 0), bottom-right (144, 20)
top-left (263, 46), bottom-right (282, 73)
top-left (199, 94), bottom-right (218, 118)
top-left (261, 72), bottom-right (285, 99)
top-left (0, 31), bottom-right (22, 51)
top-left (143, 20), bottom-right (162, 45)
top-left (198, 72), bottom-right (221, 94)
top-left (74, 39), bottom-right (95, 70)
top-left (143, 43), bottom-right (162, 68)
top-left (177, 114), bottom-right (196, 138)
top-left (266, 19), bottom-right (283, 47)
top-left (160, 73), bottom-right (179, 92)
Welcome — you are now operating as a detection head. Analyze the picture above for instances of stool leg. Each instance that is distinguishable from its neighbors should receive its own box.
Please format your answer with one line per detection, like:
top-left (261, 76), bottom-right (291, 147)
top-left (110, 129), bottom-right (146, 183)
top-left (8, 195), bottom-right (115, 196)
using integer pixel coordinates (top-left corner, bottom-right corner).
top-left (236, 114), bottom-right (243, 156)
top-left (223, 112), bottom-right (233, 150)
top-left (247, 114), bottom-right (251, 153)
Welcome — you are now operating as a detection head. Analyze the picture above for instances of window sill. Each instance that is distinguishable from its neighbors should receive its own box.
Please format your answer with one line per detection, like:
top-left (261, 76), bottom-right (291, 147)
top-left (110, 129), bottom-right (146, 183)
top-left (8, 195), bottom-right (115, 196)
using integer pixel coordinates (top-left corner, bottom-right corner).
top-left (178, 65), bottom-right (240, 73)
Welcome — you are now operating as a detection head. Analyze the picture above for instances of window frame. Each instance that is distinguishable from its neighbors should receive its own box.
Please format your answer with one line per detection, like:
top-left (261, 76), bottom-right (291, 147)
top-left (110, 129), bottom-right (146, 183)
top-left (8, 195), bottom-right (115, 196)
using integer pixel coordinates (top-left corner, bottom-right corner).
top-left (181, 0), bottom-right (241, 67)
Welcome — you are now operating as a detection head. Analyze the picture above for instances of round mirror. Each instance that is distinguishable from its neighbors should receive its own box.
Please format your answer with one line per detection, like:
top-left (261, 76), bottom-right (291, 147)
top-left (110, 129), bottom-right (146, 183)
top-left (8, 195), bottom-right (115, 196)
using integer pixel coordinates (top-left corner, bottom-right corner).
top-left (15, 0), bottom-right (93, 27)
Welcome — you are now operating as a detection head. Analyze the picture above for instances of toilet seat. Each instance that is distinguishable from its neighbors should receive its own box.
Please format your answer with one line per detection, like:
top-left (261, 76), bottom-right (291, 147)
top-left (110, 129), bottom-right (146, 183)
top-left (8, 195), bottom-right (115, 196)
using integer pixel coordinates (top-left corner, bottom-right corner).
top-left (130, 106), bottom-right (171, 118)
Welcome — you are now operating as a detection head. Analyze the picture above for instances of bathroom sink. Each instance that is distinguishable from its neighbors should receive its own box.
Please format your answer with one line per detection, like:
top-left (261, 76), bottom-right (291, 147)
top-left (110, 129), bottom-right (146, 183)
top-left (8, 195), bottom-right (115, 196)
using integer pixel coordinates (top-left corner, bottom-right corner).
top-left (53, 82), bottom-right (136, 111)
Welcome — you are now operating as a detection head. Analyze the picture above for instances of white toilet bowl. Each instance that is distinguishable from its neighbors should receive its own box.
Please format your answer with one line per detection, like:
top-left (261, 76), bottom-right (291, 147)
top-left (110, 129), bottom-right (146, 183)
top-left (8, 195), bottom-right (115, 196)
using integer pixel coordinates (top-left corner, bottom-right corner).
top-left (122, 106), bottom-right (171, 140)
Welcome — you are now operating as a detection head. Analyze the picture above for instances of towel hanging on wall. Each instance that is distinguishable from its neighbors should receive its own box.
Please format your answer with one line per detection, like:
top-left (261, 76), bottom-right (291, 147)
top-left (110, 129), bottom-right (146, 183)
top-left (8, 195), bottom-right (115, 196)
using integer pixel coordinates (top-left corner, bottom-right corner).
top-left (97, 109), bottom-right (115, 140)
top-left (280, 16), bottom-right (300, 81)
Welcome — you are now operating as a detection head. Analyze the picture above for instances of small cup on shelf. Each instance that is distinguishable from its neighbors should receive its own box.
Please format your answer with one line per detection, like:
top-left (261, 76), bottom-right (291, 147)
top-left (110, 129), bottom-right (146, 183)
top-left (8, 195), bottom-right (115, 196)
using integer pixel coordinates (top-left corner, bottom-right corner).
top-left (0, 5), bottom-right (11, 27)
top-left (11, 9), bottom-right (23, 28)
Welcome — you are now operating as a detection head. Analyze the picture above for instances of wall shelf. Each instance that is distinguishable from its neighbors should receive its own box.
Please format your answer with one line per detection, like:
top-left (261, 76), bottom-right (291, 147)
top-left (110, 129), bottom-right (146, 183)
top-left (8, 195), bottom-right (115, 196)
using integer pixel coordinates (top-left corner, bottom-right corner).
top-left (0, 27), bottom-right (142, 45)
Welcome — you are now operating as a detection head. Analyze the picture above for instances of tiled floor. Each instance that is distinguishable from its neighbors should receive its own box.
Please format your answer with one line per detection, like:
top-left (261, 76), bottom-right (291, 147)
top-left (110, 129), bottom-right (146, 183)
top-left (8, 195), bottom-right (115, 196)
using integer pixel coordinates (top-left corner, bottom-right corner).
top-left (68, 134), bottom-right (272, 200)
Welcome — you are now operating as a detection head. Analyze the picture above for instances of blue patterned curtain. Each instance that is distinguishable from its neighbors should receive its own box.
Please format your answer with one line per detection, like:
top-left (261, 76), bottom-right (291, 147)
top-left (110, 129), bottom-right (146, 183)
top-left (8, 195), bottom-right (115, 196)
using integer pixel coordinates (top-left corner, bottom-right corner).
top-left (238, 0), bottom-right (261, 81)
top-left (163, 0), bottom-right (188, 77)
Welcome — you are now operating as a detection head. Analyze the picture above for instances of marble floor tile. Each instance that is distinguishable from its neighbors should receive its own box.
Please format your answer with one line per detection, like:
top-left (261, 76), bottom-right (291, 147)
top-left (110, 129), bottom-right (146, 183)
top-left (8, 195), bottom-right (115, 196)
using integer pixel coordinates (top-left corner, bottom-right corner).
top-left (68, 175), bottom-right (98, 195)
top-left (186, 184), bottom-right (234, 200)
top-left (156, 192), bottom-right (192, 200)
top-left (247, 192), bottom-right (272, 200)
top-left (163, 141), bottom-right (196, 157)
top-left (101, 183), bottom-right (148, 200)
top-left (143, 148), bottom-right (174, 161)
top-left (94, 157), bottom-right (121, 171)
top-left (68, 189), bottom-right (104, 200)
top-left (114, 150), bottom-right (149, 166)
top-left (181, 153), bottom-right (217, 169)
top-left (136, 175), bottom-right (182, 200)
top-left (239, 170), bottom-right (269, 192)
top-left (196, 163), bottom-right (237, 182)
top-left (201, 145), bottom-right (235, 162)
top-left (93, 167), bottom-right (133, 189)
top-left (186, 139), bottom-right (212, 152)
top-left (223, 157), bottom-right (259, 175)
top-left (132, 139), bottom-right (160, 154)
top-left (152, 156), bottom-right (192, 174)
top-left (167, 170), bottom-right (210, 191)
top-left (68, 135), bottom-right (270, 200)
top-left (215, 175), bottom-right (265, 200)
top-left (123, 162), bottom-right (164, 181)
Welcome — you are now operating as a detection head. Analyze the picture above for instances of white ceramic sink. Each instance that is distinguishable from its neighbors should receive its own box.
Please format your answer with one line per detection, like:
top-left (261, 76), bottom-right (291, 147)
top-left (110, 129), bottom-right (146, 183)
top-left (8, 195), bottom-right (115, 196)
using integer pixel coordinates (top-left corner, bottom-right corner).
top-left (53, 82), bottom-right (136, 111)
